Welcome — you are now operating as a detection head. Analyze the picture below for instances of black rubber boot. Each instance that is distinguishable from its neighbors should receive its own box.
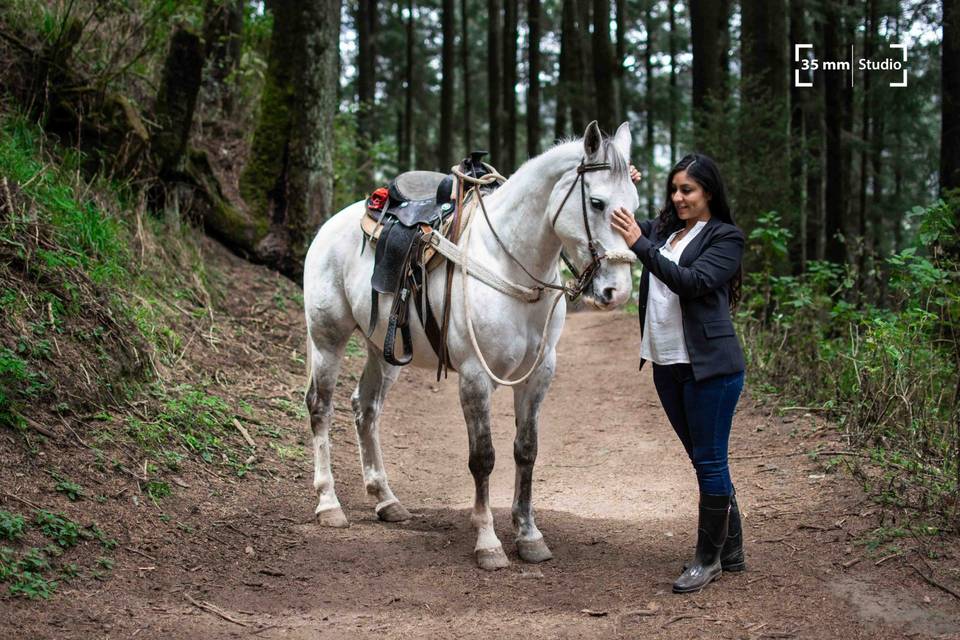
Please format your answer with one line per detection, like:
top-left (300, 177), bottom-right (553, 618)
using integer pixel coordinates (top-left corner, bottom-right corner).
top-left (721, 494), bottom-right (745, 572)
top-left (673, 494), bottom-right (730, 594)
top-left (681, 492), bottom-right (746, 572)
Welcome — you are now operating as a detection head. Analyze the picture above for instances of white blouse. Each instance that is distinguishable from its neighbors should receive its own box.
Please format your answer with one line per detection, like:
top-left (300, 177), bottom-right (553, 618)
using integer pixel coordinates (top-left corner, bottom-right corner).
top-left (640, 220), bottom-right (708, 365)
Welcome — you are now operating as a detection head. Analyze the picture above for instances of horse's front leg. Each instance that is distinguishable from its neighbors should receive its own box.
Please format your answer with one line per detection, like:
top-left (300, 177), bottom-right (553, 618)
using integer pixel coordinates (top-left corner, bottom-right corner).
top-left (511, 348), bottom-right (555, 563)
top-left (459, 366), bottom-right (510, 570)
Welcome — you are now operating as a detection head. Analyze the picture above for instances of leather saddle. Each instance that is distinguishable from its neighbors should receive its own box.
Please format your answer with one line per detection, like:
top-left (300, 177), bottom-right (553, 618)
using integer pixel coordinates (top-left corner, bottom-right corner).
top-left (361, 154), bottom-right (501, 368)
top-left (361, 171), bottom-right (454, 367)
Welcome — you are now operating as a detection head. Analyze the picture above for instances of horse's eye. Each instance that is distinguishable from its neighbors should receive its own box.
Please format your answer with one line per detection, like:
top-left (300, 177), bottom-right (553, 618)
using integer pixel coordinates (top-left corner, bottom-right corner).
top-left (589, 197), bottom-right (605, 211)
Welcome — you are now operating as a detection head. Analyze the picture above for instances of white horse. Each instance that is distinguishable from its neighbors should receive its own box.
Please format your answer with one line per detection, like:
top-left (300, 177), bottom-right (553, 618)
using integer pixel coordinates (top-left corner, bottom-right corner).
top-left (303, 121), bottom-right (639, 570)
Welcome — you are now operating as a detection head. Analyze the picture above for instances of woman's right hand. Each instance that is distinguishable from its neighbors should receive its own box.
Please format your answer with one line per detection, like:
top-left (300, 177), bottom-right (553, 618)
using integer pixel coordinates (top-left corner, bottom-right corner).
top-left (611, 207), bottom-right (642, 246)
top-left (629, 165), bottom-right (642, 184)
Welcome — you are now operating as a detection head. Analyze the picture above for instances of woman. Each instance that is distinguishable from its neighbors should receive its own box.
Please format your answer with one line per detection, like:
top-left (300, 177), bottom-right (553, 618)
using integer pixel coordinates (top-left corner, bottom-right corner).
top-left (612, 154), bottom-right (746, 594)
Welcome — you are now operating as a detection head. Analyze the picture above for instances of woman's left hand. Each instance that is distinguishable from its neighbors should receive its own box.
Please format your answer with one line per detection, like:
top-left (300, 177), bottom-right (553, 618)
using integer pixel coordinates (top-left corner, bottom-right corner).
top-left (611, 207), bottom-right (642, 246)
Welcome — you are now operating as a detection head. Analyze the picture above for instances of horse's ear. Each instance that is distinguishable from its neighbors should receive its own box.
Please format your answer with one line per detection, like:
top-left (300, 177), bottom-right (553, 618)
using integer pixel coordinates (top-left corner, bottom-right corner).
top-left (583, 121), bottom-right (602, 158)
top-left (612, 122), bottom-right (631, 161)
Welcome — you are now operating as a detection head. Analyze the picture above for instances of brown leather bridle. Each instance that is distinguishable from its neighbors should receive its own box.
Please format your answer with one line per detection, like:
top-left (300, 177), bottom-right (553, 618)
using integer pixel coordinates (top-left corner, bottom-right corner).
top-left (550, 160), bottom-right (613, 301)
top-left (470, 158), bottom-right (613, 303)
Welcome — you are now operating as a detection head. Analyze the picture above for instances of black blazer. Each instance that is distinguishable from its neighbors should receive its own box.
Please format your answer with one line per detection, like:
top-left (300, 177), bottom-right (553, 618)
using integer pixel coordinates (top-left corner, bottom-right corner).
top-left (629, 216), bottom-right (745, 381)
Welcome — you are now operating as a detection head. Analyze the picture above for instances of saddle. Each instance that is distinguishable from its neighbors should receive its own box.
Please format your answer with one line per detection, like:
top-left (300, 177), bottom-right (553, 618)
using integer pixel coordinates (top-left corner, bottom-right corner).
top-left (361, 153), bottom-right (501, 370)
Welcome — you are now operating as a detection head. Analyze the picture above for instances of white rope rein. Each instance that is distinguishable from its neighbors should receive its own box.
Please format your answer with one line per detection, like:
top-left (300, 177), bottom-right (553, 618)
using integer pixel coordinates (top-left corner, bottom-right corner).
top-left (437, 164), bottom-right (637, 387)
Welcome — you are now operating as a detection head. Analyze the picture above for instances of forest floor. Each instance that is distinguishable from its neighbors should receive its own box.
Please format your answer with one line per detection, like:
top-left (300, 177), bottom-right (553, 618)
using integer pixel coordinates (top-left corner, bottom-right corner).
top-left (1, 238), bottom-right (959, 640)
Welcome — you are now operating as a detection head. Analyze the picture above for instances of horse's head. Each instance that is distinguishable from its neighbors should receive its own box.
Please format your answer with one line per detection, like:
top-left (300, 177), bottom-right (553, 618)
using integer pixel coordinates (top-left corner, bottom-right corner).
top-left (549, 121), bottom-right (639, 310)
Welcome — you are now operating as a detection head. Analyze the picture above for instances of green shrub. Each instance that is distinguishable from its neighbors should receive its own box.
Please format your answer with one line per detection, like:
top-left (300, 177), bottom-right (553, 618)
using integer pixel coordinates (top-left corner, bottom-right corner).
top-left (739, 200), bottom-right (959, 525)
top-left (0, 511), bottom-right (26, 541)
top-left (33, 511), bottom-right (81, 548)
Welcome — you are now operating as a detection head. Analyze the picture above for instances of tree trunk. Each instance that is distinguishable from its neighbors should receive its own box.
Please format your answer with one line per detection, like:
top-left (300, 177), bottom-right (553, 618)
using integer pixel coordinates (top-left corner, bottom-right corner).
top-left (403, 0), bottom-right (414, 170)
top-left (806, 81), bottom-right (825, 262)
top-left (615, 0), bottom-right (626, 124)
top-left (576, 0), bottom-right (593, 127)
top-left (396, 108), bottom-right (404, 170)
top-left (238, 0), bottom-right (340, 278)
top-left (488, 0), bottom-right (502, 161)
top-left (644, 1), bottom-right (655, 216)
top-left (151, 27), bottom-right (204, 225)
top-left (690, 0), bottom-right (723, 149)
top-left (440, 0), bottom-right (455, 172)
top-left (503, 0), bottom-right (518, 171)
top-left (356, 0), bottom-right (377, 190)
top-left (556, 0), bottom-right (576, 138)
top-left (822, 3), bottom-right (847, 264)
top-left (669, 0), bottom-right (677, 164)
top-left (717, 0), bottom-right (731, 103)
top-left (461, 0), bottom-right (472, 151)
top-left (740, 0), bottom-right (789, 237)
top-left (592, 0), bottom-right (615, 133)
top-left (201, 0), bottom-right (243, 118)
top-left (790, 0), bottom-right (808, 270)
top-left (153, 28), bottom-right (204, 183)
top-left (527, 0), bottom-right (542, 157)
top-left (841, 0), bottom-right (855, 265)
top-left (857, 0), bottom-right (877, 294)
top-left (943, 0), bottom-right (960, 192)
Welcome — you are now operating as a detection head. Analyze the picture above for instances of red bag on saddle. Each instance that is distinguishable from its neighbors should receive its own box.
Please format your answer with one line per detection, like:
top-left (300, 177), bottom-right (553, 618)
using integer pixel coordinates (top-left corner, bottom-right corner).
top-left (367, 187), bottom-right (389, 212)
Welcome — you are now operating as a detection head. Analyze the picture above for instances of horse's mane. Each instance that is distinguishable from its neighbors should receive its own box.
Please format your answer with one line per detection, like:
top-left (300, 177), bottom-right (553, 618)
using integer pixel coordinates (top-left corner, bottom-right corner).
top-left (548, 135), bottom-right (630, 178)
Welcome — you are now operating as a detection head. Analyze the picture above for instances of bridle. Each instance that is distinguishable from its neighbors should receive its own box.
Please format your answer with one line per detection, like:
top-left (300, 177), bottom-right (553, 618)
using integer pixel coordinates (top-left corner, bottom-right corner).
top-left (457, 158), bottom-right (623, 303)
top-left (550, 160), bottom-right (613, 301)
top-left (444, 156), bottom-right (636, 386)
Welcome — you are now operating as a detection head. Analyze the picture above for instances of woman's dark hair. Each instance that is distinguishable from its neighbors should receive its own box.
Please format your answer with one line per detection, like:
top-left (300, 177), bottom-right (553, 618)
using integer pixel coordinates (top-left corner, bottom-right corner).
top-left (656, 153), bottom-right (742, 307)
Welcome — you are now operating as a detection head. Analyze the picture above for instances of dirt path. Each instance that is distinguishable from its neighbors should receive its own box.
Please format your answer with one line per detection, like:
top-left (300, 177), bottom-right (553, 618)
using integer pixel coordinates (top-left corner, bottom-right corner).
top-left (3, 246), bottom-right (959, 639)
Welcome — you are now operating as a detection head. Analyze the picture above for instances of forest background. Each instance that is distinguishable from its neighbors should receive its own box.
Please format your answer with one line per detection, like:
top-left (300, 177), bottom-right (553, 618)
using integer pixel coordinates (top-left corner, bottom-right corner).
top-left (0, 0), bottom-right (957, 565)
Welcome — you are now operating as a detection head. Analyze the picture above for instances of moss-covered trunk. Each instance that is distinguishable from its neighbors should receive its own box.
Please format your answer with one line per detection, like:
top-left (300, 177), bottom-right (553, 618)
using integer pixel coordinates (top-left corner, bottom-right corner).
top-left (151, 27), bottom-right (204, 223)
top-left (239, 0), bottom-right (341, 279)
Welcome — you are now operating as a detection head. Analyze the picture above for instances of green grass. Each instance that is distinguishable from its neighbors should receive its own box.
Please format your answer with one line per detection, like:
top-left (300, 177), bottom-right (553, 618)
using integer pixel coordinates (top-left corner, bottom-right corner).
top-left (0, 116), bottom-right (131, 286)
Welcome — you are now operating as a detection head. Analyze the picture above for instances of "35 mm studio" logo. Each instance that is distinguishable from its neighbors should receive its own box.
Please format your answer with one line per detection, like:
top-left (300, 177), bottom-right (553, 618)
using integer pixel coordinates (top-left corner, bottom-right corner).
top-left (793, 43), bottom-right (908, 88)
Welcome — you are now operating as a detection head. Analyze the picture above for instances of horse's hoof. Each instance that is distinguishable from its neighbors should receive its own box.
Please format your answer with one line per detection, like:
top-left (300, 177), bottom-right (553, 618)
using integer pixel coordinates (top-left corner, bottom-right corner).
top-left (315, 506), bottom-right (349, 528)
top-left (475, 546), bottom-right (510, 571)
top-left (517, 537), bottom-right (553, 563)
top-left (376, 500), bottom-right (411, 523)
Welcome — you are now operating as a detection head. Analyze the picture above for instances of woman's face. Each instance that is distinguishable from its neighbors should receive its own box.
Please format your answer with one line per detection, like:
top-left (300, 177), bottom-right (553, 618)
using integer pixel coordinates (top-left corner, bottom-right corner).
top-left (670, 170), bottom-right (711, 222)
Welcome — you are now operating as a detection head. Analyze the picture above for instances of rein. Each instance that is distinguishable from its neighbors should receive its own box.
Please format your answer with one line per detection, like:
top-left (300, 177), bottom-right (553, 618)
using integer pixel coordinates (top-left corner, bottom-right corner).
top-left (454, 159), bottom-right (616, 302)
top-left (439, 158), bottom-right (635, 386)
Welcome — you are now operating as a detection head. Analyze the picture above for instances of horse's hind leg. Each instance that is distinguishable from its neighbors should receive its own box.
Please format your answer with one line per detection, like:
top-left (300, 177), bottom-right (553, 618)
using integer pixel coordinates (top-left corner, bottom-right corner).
top-left (511, 349), bottom-right (556, 563)
top-left (351, 342), bottom-right (411, 522)
top-left (460, 366), bottom-right (510, 570)
top-left (307, 331), bottom-right (350, 528)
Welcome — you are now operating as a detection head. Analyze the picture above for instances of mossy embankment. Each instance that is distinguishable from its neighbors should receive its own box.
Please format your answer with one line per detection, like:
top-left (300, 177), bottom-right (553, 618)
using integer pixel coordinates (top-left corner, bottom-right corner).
top-left (0, 113), bottom-right (318, 602)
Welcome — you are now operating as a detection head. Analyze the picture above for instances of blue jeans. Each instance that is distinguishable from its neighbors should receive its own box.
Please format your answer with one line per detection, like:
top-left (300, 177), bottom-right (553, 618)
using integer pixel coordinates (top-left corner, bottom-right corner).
top-left (652, 363), bottom-right (744, 496)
